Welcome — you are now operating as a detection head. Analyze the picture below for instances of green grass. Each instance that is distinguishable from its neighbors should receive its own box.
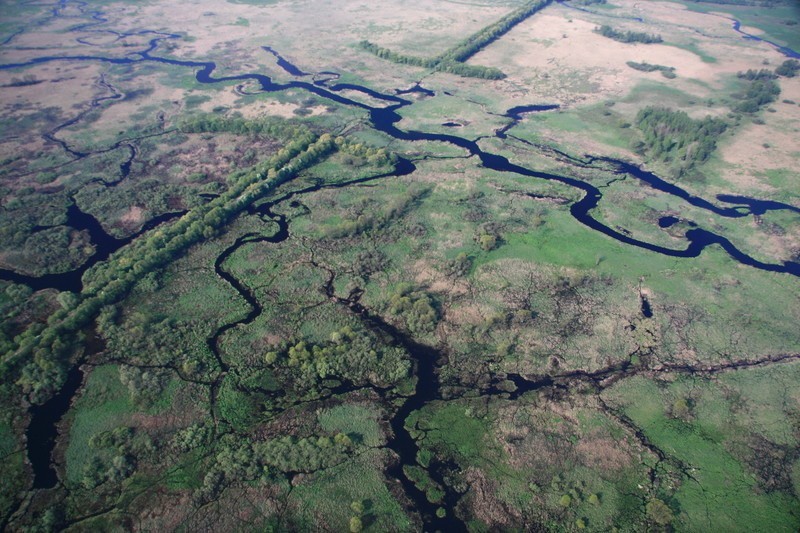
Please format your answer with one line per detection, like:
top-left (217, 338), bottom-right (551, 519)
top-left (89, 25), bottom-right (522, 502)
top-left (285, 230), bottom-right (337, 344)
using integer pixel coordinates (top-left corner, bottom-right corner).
top-left (64, 365), bottom-right (134, 485)
top-left (604, 369), bottom-right (800, 532)
top-left (318, 404), bottom-right (385, 447)
top-left (510, 103), bottom-right (639, 155)
top-left (483, 206), bottom-right (671, 272)
top-left (289, 450), bottom-right (413, 531)
top-left (408, 401), bottom-right (491, 463)
top-left (621, 79), bottom-right (699, 107)
top-left (398, 94), bottom-right (507, 139)
top-left (481, 197), bottom-right (800, 356)
top-left (758, 168), bottom-right (800, 202)
top-left (669, 41), bottom-right (717, 64)
top-left (0, 420), bottom-right (25, 521)
top-left (678, 2), bottom-right (800, 51)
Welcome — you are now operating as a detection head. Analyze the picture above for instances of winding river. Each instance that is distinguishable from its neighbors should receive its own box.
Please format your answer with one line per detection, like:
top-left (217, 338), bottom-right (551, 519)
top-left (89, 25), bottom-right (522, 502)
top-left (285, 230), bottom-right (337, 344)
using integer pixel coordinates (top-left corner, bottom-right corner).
top-left (2, 0), bottom-right (799, 528)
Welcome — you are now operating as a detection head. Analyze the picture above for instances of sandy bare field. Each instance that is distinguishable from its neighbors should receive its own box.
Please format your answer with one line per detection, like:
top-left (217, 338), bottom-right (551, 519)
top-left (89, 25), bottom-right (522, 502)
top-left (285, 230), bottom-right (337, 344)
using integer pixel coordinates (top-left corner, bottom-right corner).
top-left (469, 1), bottom-right (786, 107)
top-left (718, 76), bottom-right (800, 195)
top-left (105, 0), bottom-right (514, 93)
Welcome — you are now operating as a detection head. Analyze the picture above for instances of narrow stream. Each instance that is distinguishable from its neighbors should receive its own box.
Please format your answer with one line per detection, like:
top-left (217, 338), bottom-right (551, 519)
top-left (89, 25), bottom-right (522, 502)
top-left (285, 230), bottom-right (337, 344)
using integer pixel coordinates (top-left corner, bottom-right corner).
top-left (207, 208), bottom-right (289, 371)
top-left (3, 0), bottom-right (799, 528)
top-left (0, 207), bottom-right (184, 292)
top-left (558, 0), bottom-right (800, 59)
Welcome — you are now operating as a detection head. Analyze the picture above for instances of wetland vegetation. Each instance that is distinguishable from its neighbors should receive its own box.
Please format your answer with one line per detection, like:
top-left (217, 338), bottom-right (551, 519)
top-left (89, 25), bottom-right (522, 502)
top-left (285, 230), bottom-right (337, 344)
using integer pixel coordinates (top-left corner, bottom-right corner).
top-left (0, 0), bottom-right (799, 531)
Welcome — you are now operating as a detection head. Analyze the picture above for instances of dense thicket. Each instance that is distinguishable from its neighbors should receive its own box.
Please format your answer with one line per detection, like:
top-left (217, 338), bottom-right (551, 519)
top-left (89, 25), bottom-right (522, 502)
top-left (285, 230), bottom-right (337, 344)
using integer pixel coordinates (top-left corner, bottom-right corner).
top-left (357, 41), bottom-right (437, 68)
top-left (386, 285), bottom-right (439, 335)
top-left (172, 430), bottom-right (357, 505)
top-left (627, 61), bottom-right (677, 78)
top-left (178, 114), bottom-right (312, 139)
top-left (264, 326), bottom-right (410, 393)
top-left (775, 59), bottom-right (799, 78)
top-left (733, 78), bottom-right (781, 113)
top-left (731, 63), bottom-right (787, 113)
top-left (634, 107), bottom-right (727, 168)
top-left (595, 25), bottom-right (663, 44)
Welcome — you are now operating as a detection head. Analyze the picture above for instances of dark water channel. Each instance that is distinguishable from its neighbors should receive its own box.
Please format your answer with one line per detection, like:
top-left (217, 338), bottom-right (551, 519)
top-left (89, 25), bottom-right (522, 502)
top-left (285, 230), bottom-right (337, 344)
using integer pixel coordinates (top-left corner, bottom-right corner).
top-left (262, 46), bottom-right (309, 77)
top-left (26, 363), bottom-right (84, 489)
top-left (658, 216), bottom-right (679, 228)
top-left (730, 19), bottom-right (800, 59)
top-left (3, 0), bottom-right (799, 528)
top-left (0, 205), bottom-right (184, 292)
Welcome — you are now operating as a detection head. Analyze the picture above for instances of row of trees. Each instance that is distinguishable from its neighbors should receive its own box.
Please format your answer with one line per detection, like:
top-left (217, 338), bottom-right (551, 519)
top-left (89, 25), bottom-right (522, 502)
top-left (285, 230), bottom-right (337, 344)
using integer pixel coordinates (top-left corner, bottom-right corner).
top-left (737, 68), bottom-right (777, 81)
top-left (595, 25), bottom-right (663, 44)
top-left (6, 134), bottom-right (338, 404)
top-left (178, 114), bottom-right (312, 141)
top-left (436, 0), bottom-right (552, 63)
top-left (357, 42), bottom-right (506, 80)
top-left (691, 0), bottom-right (785, 5)
top-left (436, 61), bottom-right (506, 80)
top-left (357, 41), bottom-right (437, 68)
top-left (360, 0), bottom-right (552, 79)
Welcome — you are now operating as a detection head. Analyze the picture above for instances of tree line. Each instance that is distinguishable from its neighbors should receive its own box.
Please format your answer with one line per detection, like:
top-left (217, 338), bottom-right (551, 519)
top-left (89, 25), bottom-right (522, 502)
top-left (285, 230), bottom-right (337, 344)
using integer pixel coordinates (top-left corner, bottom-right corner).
top-left (691, 0), bottom-right (787, 5)
top-left (357, 41), bottom-right (437, 69)
top-left (5, 133), bottom-right (339, 404)
top-left (436, 0), bottom-right (551, 64)
top-left (359, 0), bottom-right (552, 79)
top-left (627, 61), bottom-right (677, 78)
top-left (181, 113), bottom-right (394, 165)
top-left (595, 25), bottom-right (663, 44)
top-left (178, 114), bottom-right (313, 140)
top-left (357, 41), bottom-right (508, 80)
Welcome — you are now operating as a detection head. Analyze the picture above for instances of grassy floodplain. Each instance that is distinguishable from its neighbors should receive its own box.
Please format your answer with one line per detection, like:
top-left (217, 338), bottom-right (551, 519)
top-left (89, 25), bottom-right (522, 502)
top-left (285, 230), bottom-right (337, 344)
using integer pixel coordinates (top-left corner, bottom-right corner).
top-left (0, 0), bottom-right (799, 530)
